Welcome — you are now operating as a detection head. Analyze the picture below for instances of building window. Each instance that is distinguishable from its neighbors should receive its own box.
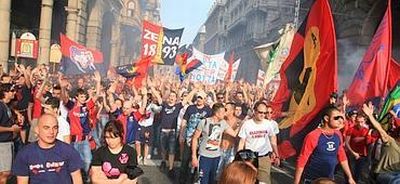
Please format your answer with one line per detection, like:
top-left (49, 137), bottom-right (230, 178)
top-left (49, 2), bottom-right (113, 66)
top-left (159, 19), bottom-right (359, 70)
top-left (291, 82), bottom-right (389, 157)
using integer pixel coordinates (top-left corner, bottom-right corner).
top-left (127, 1), bottom-right (135, 17)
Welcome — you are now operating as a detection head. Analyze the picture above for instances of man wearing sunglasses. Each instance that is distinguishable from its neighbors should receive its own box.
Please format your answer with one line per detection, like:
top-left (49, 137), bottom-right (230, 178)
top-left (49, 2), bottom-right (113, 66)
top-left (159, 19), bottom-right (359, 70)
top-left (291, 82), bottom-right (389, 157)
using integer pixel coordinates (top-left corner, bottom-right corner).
top-left (0, 83), bottom-right (20, 183)
top-left (238, 101), bottom-right (280, 184)
top-left (294, 106), bottom-right (355, 184)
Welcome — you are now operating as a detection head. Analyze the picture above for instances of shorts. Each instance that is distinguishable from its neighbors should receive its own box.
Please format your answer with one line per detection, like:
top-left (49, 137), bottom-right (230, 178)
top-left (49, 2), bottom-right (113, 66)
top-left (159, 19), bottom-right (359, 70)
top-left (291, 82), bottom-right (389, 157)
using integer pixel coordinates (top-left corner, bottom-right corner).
top-left (0, 142), bottom-right (14, 172)
top-left (28, 119), bottom-right (38, 143)
top-left (257, 156), bottom-right (272, 184)
top-left (160, 130), bottom-right (177, 155)
top-left (135, 126), bottom-right (152, 145)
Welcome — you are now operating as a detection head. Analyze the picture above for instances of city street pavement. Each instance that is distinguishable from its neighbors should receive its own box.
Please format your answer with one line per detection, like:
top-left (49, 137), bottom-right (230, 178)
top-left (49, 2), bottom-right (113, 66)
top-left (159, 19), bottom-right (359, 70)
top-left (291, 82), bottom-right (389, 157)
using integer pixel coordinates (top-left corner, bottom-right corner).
top-left (138, 159), bottom-right (296, 184)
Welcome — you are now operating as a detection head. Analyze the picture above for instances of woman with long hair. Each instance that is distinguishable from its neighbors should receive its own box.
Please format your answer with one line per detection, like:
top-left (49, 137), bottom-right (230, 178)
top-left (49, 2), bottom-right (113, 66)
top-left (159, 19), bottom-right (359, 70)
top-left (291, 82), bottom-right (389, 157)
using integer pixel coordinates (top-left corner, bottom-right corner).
top-left (90, 120), bottom-right (142, 184)
top-left (219, 161), bottom-right (257, 184)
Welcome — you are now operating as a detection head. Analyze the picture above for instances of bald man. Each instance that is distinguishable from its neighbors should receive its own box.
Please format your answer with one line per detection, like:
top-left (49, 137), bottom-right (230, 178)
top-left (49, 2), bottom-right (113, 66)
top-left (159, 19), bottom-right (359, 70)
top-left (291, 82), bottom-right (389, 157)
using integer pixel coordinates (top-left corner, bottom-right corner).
top-left (12, 114), bottom-right (84, 184)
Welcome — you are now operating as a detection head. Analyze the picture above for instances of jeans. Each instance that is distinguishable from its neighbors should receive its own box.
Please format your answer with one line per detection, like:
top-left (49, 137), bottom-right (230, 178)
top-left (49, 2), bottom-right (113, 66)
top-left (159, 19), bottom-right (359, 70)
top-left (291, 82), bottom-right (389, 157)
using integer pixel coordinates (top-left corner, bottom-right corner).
top-left (216, 148), bottom-right (235, 179)
top-left (179, 142), bottom-right (193, 183)
top-left (199, 156), bottom-right (220, 184)
top-left (160, 130), bottom-right (177, 156)
top-left (349, 155), bottom-right (369, 182)
top-left (72, 139), bottom-right (92, 181)
top-left (93, 115), bottom-right (109, 148)
top-left (376, 172), bottom-right (400, 184)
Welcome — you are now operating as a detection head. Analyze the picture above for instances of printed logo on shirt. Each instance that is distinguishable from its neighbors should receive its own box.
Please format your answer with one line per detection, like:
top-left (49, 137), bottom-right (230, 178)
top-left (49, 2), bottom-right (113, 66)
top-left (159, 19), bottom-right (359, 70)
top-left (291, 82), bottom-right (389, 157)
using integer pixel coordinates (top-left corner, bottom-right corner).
top-left (165, 106), bottom-right (176, 114)
top-left (102, 162), bottom-right (121, 178)
top-left (29, 161), bottom-right (65, 175)
top-left (249, 130), bottom-right (268, 139)
top-left (118, 153), bottom-right (129, 164)
top-left (326, 141), bottom-right (336, 151)
top-left (73, 111), bottom-right (88, 118)
top-left (205, 124), bottom-right (223, 151)
top-left (185, 111), bottom-right (208, 144)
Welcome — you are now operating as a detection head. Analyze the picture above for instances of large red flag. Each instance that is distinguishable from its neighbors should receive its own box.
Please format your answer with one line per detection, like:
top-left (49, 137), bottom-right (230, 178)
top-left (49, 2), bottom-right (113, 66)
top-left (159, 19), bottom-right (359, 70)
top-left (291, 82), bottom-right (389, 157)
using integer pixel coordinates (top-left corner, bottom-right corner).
top-left (347, 0), bottom-right (392, 105)
top-left (271, 0), bottom-right (337, 159)
top-left (59, 34), bottom-right (103, 75)
top-left (133, 56), bottom-right (152, 89)
top-left (388, 58), bottom-right (400, 90)
top-left (140, 21), bottom-right (163, 64)
top-left (224, 52), bottom-right (235, 81)
top-left (60, 34), bottom-right (103, 63)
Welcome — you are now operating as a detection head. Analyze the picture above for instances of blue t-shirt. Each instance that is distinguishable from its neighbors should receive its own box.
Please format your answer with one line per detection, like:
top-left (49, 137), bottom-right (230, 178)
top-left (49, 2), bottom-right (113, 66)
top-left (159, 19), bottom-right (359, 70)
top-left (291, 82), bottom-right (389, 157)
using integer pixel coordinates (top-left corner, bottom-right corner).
top-left (183, 105), bottom-right (212, 145)
top-left (126, 113), bottom-right (139, 144)
top-left (303, 132), bottom-right (342, 180)
top-left (159, 102), bottom-right (183, 129)
top-left (12, 140), bottom-right (83, 184)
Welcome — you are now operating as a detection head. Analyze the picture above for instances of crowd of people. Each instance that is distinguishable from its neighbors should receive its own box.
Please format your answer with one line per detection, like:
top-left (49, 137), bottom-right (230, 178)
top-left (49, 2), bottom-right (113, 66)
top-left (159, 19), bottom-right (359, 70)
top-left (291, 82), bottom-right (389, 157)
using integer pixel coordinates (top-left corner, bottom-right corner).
top-left (0, 63), bottom-right (399, 184)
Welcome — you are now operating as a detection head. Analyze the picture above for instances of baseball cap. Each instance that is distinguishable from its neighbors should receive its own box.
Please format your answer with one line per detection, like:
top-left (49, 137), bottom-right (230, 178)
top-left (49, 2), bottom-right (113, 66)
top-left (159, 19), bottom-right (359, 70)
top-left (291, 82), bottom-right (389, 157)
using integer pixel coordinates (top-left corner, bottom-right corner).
top-left (196, 91), bottom-right (207, 99)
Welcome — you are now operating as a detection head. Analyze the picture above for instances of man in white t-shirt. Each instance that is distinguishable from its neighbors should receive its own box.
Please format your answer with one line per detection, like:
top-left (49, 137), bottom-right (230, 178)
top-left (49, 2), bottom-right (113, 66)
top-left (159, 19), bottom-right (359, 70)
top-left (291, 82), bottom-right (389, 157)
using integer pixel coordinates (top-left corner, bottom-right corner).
top-left (238, 101), bottom-right (280, 184)
top-left (42, 97), bottom-right (71, 143)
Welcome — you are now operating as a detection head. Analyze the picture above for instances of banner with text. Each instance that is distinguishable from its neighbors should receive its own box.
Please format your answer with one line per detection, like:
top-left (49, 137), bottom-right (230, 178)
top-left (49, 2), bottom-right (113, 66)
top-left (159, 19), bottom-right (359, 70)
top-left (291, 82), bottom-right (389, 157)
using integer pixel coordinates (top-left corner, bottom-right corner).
top-left (141, 21), bottom-right (163, 64)
top-left (161, 28), bottom-right (184, 65)
top-left (140, 21), bottom-right (184, 65)
top-left (188, 48), bottom-right (226, 84)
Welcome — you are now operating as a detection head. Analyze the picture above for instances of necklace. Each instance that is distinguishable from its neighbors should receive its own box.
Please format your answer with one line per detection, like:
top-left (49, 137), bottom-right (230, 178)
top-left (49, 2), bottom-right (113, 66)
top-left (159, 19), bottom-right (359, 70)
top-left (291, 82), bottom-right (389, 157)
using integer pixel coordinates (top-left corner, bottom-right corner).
top-left (322, 131), bottom-right (334, 139)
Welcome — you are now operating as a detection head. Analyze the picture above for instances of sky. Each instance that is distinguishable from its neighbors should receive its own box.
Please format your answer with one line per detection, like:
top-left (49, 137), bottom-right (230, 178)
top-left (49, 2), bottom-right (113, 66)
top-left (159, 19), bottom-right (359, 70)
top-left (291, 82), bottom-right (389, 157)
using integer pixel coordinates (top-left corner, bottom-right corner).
top-left (160, 0), bottom-right (214, 45)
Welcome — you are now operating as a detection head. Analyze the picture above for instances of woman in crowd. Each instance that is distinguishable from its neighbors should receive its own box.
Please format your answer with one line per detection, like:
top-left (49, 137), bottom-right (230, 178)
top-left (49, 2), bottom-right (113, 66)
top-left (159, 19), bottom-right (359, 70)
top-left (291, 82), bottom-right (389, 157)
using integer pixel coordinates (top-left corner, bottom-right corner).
top-left (219, 161), bottom-right (257, 184)
top-left (90, 120), bottom-right (142, 184)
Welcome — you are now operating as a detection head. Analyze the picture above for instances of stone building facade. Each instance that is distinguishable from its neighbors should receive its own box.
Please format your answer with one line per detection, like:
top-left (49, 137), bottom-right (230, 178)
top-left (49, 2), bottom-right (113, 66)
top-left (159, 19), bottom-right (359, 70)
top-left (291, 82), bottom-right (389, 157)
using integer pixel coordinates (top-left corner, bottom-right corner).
top-left (197, 0), bottom-right (399, 85)
top-left (0, 0), bottom-right (160, 71)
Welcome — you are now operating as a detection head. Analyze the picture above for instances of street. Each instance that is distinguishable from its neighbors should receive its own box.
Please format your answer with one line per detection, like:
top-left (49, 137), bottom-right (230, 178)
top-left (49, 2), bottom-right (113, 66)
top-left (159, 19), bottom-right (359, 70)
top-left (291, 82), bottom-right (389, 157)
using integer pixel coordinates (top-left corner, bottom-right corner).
top-left (138, 159), bottom-right (295, 184)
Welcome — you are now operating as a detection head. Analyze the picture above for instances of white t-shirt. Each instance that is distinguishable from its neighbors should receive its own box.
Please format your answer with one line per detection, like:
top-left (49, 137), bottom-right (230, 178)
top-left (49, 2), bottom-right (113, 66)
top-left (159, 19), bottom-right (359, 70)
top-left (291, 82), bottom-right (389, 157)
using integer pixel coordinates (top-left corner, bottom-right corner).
top-left (266, 119), bottom-right (279, 135)
top-left (139, 103), bottom-right (162, 127)
top-left (238, 119), bottom-right (278, 155)
top-left (57, 116), bottom-right (70, 142)
top-left (59, 101), bottom-right (68, 120)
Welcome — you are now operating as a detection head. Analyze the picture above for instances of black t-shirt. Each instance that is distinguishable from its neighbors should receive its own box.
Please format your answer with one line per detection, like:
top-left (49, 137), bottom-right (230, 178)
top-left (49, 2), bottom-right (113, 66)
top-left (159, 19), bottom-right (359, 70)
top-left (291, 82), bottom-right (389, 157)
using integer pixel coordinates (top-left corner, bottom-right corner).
top-left (239, 102), bottom-right (249, 119)
top-left (91, 145), bottom-right (138, 179)
top-left (15, 85), bottom-right (32, 110)
top-left (0, 101), bottom-right (14, 142)
top-left (159, 102), bottom-right (183, 129)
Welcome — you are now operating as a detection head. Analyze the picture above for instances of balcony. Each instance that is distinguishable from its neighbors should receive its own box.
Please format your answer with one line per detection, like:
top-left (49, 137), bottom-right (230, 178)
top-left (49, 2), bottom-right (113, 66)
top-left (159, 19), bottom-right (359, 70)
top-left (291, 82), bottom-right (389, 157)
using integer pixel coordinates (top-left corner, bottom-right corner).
top-left (227, 15), bottom-right (247, 31)
top-left (120, 15), bottom-right (141, 27)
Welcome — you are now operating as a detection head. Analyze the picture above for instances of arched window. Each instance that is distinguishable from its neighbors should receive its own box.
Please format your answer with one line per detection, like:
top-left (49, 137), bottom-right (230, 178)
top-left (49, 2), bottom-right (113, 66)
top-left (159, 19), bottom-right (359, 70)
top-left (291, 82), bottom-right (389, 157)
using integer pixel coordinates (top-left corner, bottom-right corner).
top-left (127, 1), bottom-right (135, 17)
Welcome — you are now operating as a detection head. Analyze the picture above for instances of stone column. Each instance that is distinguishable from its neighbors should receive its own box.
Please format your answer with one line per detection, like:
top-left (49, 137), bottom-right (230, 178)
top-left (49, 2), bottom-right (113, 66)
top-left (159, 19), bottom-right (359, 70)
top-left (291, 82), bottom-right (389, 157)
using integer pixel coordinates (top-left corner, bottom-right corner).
top-left (86, 3), bottom-right (101, 50)
top-left (0, 0), bottom-right (11, 71)
top-left (109, 18), bottom-right (121, 67)
top-left (66, 0), bottom-right (79, 41)
top-left (38, 0), bottom-right (54, 65)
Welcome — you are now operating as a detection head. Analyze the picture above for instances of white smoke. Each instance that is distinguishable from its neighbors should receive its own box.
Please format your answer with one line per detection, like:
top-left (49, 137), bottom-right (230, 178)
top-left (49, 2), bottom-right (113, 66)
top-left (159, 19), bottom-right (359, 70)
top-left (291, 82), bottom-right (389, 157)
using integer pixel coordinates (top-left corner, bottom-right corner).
top-left (337, 38), bottom-right (368, 91)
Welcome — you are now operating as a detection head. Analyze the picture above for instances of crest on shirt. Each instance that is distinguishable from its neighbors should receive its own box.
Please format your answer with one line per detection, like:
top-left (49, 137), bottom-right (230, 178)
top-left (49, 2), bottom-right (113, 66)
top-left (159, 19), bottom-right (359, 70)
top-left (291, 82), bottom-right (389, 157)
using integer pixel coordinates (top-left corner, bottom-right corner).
top-left (326, 141), bottom-right (336, 151)
top-left (118, 153), bottom-right (129, 164)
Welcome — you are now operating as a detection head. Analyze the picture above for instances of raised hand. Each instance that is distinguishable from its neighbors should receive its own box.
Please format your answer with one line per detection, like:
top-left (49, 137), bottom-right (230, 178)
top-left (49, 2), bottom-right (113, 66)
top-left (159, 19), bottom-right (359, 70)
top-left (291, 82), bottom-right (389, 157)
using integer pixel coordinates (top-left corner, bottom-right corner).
top-left (93, 71), bottom-right (101, 82)
top-left (362, 103), bottom-right (374, 117)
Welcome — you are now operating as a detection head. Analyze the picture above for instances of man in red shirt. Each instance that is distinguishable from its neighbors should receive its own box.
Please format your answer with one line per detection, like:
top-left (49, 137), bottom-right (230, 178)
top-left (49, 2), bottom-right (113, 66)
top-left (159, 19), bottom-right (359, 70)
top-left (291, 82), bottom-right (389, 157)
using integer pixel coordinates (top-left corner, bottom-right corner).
top-left (66, 71), bottom-right (101, 182)
top-left (27, 79), bottom-right (52, 143)
top-left (345, 113), bottom-right (374, 183)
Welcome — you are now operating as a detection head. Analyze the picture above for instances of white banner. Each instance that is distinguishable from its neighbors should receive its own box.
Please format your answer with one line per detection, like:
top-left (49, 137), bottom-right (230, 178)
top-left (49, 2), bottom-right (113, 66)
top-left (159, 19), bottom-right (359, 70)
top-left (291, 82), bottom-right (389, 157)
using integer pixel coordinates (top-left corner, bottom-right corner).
top-left (188, 48), bottom-right (226, 84)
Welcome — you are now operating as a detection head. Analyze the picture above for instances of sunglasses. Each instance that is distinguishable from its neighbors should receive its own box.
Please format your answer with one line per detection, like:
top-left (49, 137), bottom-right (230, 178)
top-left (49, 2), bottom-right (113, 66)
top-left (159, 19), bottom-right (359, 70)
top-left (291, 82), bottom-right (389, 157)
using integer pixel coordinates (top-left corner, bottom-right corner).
top-left (217, 96), bottom-right (224, 99)
top-left (237, 150), bottom-right (257, 161)
top-left (333, 116), bottom-right (344, 121)
top-left (257, 110), bottom-right (273, 115)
